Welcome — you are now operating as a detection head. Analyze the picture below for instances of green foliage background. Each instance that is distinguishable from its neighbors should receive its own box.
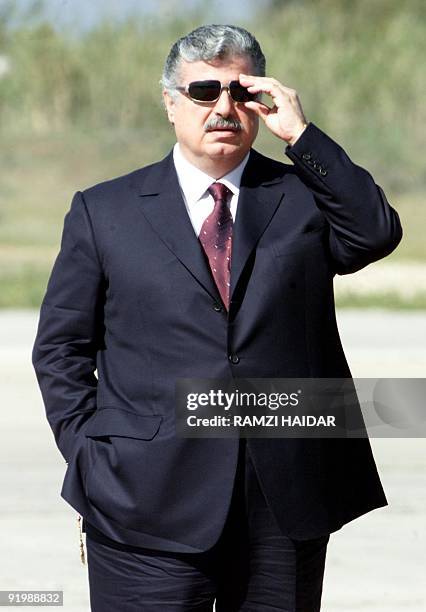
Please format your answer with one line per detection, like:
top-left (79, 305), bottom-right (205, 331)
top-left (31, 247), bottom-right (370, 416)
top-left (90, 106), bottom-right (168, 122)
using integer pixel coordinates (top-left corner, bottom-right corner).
top-left (0, 0), bottom-right (424, 307)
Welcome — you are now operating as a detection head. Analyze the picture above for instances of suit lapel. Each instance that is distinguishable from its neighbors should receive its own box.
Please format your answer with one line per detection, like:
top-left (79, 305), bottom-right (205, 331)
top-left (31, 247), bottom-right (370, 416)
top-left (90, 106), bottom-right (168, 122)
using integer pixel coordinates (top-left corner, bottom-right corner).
top-left (229, 149), bottom-right (286, 302)
top-left (136, 151), bottom-right (222, 304)
top-left (135, 148), bottom-right (287, 309)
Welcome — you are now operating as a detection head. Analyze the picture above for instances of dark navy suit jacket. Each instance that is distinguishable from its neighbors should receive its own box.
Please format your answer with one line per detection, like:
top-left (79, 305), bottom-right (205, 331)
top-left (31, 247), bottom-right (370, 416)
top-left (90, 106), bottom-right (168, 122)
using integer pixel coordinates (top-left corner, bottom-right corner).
top-left (32, 122), bottom-right (402, 553)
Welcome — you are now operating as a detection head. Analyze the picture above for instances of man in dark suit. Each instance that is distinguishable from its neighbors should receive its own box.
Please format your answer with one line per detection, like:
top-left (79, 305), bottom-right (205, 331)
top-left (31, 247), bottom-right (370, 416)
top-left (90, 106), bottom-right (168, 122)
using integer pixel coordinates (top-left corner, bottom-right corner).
top-left (32, 24), bottom-right (402, 611)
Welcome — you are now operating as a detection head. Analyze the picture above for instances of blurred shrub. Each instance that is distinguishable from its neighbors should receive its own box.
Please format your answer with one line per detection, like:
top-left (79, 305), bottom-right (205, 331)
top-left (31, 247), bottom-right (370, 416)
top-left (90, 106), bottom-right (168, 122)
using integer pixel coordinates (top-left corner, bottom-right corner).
top-left (255, 0), bottom-right (425, 193)
top-left (0, 0), bottom-right (424, 193)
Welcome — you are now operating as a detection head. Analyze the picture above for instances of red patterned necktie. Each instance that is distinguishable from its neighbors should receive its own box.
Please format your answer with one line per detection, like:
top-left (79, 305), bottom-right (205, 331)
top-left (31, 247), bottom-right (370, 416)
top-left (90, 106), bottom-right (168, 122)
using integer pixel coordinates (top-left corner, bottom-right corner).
top-left (199, 182), bottom-right (233, 309)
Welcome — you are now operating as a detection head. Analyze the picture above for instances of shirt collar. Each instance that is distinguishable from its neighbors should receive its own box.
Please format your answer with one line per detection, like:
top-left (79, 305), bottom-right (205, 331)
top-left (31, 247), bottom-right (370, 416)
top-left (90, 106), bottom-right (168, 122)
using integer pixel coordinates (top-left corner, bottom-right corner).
top-left (173, 142), bottom-right (250, 206)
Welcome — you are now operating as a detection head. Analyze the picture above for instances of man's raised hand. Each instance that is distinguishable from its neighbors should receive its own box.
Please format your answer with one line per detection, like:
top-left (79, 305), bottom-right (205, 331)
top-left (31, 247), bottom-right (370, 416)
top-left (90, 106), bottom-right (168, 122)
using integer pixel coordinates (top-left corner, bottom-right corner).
top-left (240, 74), bottom-right (308, 146)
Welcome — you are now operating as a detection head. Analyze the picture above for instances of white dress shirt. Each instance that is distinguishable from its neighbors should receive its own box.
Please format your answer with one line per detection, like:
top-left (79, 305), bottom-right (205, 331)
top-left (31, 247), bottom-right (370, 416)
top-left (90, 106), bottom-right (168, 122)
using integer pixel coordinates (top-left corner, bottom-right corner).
top-left (172, 142), bottom-right (250, 236)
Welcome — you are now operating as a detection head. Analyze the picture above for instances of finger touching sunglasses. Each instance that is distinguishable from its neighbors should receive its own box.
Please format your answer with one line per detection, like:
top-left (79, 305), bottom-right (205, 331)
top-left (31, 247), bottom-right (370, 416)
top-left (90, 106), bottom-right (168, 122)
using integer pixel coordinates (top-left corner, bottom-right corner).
top-left (237, 74), bottom-right (308, 146)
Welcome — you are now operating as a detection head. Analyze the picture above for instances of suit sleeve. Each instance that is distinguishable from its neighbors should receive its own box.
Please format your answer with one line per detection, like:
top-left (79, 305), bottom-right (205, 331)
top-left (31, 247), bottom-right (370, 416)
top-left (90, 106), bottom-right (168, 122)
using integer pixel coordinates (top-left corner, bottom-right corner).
top-left (32, 191), bottom-right (105, 463)
top-left (285, 122), bottom-right (403, 274)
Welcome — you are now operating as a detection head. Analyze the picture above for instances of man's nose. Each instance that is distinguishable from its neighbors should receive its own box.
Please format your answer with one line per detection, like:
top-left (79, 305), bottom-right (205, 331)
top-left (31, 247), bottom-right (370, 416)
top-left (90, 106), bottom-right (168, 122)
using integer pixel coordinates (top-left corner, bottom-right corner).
top-left (213, 87), bottom-right (234, 116)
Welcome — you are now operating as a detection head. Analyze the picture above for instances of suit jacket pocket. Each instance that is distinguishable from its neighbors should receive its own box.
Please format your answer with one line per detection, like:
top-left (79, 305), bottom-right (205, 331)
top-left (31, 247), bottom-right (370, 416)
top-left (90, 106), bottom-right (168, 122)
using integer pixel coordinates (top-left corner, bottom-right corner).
top-left (83, 408), bottom-right (163, 504)
top-left (84, 407), bottom-right (162, 439)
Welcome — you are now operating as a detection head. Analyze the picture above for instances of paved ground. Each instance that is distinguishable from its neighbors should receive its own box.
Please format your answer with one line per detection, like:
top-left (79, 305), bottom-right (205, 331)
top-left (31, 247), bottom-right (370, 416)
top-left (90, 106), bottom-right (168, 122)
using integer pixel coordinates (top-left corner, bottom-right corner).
top-left (0, 309), bottom-right (425, 611)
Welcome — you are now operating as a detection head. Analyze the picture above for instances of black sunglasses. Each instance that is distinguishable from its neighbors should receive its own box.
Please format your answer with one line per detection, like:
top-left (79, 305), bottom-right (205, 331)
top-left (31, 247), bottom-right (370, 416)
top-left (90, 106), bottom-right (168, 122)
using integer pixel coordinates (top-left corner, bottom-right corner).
top-left (175, 80), bottom-right (256, 103)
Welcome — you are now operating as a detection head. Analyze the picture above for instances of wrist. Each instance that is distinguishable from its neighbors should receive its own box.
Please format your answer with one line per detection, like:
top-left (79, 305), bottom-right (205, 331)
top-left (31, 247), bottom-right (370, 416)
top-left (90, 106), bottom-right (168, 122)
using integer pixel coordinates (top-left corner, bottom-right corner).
top-left (286, 122), bottom-right (308, 147)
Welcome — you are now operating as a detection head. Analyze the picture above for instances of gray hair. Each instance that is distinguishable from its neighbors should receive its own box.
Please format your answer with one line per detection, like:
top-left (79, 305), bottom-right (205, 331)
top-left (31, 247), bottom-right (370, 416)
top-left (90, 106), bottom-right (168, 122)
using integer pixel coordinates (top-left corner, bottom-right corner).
top-left (161, 24), bottom-right (265, 98)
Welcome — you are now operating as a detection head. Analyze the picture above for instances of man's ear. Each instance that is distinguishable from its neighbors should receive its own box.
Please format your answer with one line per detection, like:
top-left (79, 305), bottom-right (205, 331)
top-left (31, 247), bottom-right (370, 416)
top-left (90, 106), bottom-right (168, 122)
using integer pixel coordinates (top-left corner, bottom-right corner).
top-left (163, 89), bottom-right (176, 125)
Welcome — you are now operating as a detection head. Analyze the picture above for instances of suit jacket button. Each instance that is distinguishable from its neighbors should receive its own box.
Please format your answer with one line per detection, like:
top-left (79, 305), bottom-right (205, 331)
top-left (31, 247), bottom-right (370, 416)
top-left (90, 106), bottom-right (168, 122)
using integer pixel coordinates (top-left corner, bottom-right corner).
top-left (319, 167), bottom-right (328, 176)
top-left (302, 152), bottom-right (312, 161)
top-left (229, 354), bottom-right (240, 364)
top-left (213, 302), bottom-right (223, 312)
top-left (313, 161), bottom-right (320, 170)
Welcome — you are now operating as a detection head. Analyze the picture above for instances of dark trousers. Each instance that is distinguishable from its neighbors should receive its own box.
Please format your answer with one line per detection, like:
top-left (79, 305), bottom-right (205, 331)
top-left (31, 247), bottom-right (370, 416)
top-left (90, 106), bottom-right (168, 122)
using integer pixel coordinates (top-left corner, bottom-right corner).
top-left (86, 439), bottom-right (329, 611)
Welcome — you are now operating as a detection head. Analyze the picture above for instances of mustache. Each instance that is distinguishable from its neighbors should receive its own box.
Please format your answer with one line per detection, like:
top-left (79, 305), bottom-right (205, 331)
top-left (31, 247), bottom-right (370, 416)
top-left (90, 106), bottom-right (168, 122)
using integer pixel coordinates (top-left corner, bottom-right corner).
top-left (204, 116), bottom-right (242, 132)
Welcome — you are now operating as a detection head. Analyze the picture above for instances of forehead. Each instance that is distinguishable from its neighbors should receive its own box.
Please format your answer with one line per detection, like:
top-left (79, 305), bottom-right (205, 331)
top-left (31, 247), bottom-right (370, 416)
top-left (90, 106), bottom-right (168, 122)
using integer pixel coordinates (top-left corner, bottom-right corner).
top-left (178, 56), bottom-right (254, 83)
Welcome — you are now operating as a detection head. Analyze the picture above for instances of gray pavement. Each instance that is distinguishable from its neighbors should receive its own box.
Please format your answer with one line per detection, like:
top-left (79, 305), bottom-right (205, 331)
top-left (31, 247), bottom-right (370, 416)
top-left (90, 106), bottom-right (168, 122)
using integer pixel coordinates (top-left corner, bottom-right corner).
top-left (0, 309), bottom-right (425, 611)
